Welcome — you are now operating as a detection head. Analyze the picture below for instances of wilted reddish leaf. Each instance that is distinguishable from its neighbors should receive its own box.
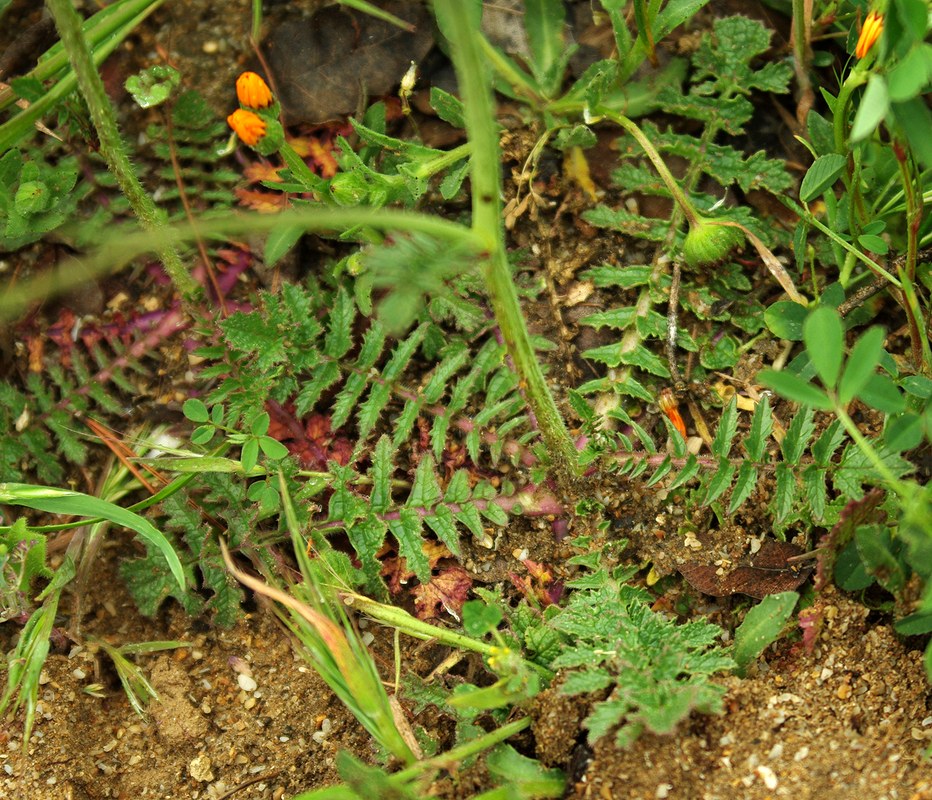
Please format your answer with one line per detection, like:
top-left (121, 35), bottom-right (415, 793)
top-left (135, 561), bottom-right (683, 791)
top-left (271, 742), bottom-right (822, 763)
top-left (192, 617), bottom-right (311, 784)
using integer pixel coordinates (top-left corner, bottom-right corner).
top-left (414, 565), bottom-right (472, 620)
top-left (510, 559), bottom-right (564, 607)
top-left (679, 540), bottom-right (812, 599)
top-left (235, 187), bottom-right (289, 213)
top-left (288, 136), bottom-right (339, 178)
top-left (243, 161), bottom-right (283, 184)
top-left (799, 605), bottom-right (822, 653)
top-left (382, 541), bottom-right (452, 595)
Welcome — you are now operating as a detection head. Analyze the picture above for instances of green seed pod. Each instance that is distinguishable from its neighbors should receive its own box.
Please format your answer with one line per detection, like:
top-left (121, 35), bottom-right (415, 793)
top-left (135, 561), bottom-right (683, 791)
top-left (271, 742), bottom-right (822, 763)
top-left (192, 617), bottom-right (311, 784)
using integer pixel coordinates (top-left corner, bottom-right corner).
top-left (682, 218), bottom-right (745, 267)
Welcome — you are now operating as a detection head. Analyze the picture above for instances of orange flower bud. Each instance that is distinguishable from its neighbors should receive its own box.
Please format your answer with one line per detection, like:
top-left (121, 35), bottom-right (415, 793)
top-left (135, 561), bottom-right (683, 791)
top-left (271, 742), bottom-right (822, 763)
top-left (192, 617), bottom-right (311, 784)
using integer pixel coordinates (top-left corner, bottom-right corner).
top-left (236, 71), bottom-right (273, 109)
top-left (855, 11), bottom-right (883, 59)
top-left (227, 108), bottom-right (267, 146)
top-left (659, 388), bottom-right (687, 438)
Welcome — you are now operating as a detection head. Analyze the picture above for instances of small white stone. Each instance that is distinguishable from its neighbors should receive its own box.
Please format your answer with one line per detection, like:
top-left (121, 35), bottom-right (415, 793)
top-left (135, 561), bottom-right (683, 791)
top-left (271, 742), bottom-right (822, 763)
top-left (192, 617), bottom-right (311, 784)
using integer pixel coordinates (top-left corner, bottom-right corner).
top-left (237, 673), bottom-right (258, 693)
top-left (756, 765), bottom-right (778, 790)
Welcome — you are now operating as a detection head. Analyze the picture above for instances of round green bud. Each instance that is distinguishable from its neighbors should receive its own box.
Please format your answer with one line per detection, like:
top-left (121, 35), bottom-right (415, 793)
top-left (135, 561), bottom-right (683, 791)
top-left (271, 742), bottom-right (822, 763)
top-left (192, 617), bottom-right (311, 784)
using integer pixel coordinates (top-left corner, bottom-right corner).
top-left (682, 218), bottom-right (745, 267)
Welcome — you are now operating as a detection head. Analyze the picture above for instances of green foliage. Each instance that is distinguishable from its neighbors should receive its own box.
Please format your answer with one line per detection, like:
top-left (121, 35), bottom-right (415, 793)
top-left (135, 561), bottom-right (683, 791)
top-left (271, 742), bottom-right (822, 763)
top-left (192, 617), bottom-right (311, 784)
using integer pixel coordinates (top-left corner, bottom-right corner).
top-left (279, 102), bottom-right (471, 215)
top-left (0, 348), bottom-right (136, 484)
top-left (90, 637), bottom-right (189, 718)
top-left (604, 0), bottom-right (711, 83)
top-left (732, 592), bottom-right (799, 675)
top-left (580, 16), bottom-right (792, 386)
top-left (204, 280), bottom-right (530, 466)
top-left (0, 147), bottom-right (82, 251)
top-left (125, 65), bottom-right (180, 109)
top-left (120, 473), bottom-right (247, 626)
top-left (144, 90), bottom-right (239, 214)
top-left (0, 556), bottom-right (75, 748)
top-left (330, 439), bottom-right (509, 594)
top-left (0, 518), bottom-right (54, 623)
top-left (847, 2), bottom-right (932, 167)
top-left (549, 578), bottom-right (734, 746)
top-left (759, 303), bottom-right (932, 676)
top-left (0, 481), bottom-right (185, 590)
top-left (0, 0), bottom-right (168, 154)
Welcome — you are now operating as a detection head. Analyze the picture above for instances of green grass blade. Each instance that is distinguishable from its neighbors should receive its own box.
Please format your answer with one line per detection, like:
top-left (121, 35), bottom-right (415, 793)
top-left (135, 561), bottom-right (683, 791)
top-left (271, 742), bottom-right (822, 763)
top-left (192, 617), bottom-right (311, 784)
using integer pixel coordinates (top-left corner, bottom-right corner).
top-left (0, 483), bottom-right (184, 591)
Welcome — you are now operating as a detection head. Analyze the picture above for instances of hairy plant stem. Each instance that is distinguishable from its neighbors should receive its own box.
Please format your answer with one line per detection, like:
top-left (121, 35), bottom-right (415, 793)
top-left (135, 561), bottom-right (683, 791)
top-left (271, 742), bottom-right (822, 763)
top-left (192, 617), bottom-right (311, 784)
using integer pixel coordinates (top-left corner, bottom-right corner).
top-left (45, 0), bottom-right (199, 299)
top-left (596, 107), bottom-right (701, 226)
top-left (433, 0), bottom-right (581, 487)
top-left (0, 207), bottom-right (485, 320)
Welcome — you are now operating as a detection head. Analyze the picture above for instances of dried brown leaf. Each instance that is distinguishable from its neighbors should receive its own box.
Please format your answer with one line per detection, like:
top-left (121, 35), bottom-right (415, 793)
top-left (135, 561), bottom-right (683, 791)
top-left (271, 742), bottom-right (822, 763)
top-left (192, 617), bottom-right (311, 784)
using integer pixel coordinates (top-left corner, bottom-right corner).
top-left (679, 540), bottom-right (812, 599)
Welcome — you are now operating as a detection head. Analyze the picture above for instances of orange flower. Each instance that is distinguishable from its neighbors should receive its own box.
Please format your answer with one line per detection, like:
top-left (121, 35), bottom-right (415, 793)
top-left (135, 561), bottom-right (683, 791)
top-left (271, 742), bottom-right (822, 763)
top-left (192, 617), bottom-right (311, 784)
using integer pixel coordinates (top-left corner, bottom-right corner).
top-left (855, 10), bottom-right (883, 59)
top-left (227, 108), bottom-right (267, 146)
top-left (236, 71), bottom-right (273, 109)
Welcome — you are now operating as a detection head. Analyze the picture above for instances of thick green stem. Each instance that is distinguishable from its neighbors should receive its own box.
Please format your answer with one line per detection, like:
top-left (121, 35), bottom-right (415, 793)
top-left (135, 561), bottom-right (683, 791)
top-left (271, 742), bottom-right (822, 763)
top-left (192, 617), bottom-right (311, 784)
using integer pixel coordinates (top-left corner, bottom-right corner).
top-left (791, 0), bottom-right (814, 125)
top-left (389, 717), bottom-right (531, 784)
top-left (342, 592), bottom-right (553, 679)
top-left (45, 0), bottom-right (198, 299)
top-left (833, 67), bottom-right (870, 287)
top-left (433, 0), bottom-right (581, 485)
top-left (833, 69), bottom-right (868, 158)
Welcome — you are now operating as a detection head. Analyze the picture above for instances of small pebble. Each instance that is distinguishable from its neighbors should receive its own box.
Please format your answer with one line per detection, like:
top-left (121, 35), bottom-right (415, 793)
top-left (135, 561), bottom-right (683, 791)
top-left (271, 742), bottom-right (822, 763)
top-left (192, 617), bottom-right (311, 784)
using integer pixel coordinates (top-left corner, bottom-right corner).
top-left (189, 755), bottom-right (214, 783)
top-left (756, 765), bottom-right (778, 790)
top-left (237, 674), bottom-right (258, 693)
